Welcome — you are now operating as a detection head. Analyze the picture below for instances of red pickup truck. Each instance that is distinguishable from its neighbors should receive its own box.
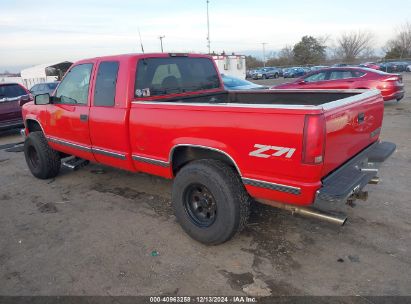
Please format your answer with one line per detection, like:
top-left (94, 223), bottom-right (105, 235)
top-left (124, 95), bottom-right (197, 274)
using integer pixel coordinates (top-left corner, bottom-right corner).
top-left (22, 53), bottom-right (395, 244)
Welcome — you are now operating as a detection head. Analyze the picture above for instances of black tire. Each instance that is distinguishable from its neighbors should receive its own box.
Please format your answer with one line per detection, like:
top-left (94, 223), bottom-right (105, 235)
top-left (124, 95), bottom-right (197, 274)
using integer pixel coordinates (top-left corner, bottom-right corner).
top-left (24, 131), bottom-right (61, 179)
top-left (274, 73), bottom-right (279, 79)
top-left (172, 159), bottom-right (250, 245)
top-left (262, 74), bottom-right (267, 79)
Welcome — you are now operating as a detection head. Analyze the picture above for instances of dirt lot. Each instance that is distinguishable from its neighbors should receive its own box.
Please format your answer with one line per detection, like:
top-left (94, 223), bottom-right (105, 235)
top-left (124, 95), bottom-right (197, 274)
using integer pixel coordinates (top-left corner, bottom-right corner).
top-left (0, 75), bottom-right (410, 297)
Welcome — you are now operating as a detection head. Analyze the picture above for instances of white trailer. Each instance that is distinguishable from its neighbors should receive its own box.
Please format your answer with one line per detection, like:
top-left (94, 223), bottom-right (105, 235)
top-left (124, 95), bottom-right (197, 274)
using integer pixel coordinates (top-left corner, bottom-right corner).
top-left (212, 54), bottom-right (246, 79)
top-left (20, 61), bottom-right (72, 89)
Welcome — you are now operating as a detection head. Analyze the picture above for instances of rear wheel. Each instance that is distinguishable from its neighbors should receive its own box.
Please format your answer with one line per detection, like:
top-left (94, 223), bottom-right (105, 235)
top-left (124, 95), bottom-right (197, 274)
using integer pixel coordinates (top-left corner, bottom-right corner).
top-left (172, 159), bottom-right (251, 245)
top-left (24, 131), bottom-right (61, 179)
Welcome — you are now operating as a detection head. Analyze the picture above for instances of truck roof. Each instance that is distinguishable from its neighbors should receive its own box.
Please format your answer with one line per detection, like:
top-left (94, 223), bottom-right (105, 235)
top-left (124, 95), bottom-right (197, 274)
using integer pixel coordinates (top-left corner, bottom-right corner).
top-left (74, 53), bottom-right (213, 65)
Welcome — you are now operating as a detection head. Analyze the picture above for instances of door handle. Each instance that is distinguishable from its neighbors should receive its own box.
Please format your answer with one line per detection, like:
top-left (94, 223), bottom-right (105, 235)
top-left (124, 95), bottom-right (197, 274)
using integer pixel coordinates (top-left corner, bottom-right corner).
top-left (80, 114), bottom-right (88, 121)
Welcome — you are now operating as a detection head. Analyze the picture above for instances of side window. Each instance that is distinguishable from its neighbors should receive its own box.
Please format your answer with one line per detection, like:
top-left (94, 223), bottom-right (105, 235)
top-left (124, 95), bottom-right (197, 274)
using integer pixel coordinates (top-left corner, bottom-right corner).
top-left (304, 72), bottom-right (326, 82)
top-left (352, 71), bottom-right (366, 78)
top-left (55, 64), bottom-right (93, 105)
top-left (94, 61), bottom-right (119, 106)
top-left (329, 70), bottom-right (352, 80)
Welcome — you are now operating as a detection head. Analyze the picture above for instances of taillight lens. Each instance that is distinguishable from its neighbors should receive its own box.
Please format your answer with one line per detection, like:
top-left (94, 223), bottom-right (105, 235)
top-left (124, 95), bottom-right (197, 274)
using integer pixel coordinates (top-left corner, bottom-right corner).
top-left (302, 114), bottom-right (326, 164)
top-left (383, 76), bottom-right (401, 82)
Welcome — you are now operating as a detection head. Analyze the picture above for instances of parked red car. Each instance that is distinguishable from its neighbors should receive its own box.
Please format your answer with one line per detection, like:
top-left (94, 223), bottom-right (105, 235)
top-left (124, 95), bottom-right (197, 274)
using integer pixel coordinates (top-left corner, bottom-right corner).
top-left (359, 62), bottom-right (381, 70)
top-left (0, 83), bottom-right (32, 130)
top-left (274, 67), bottom-right (404, 102)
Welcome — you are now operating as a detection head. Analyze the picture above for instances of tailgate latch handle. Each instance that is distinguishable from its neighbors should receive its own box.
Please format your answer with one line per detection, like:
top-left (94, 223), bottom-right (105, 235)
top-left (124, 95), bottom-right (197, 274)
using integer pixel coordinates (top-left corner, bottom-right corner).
top-left (357, 112), bottom-right (365, 123)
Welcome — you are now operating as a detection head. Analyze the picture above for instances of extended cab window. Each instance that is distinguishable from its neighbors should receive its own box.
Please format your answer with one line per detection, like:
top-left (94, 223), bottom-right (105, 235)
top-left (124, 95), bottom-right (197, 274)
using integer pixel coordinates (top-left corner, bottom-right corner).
top-left (135, 57), bottom-right (220, 98)
top-left (94, 61), bottom-right (119, 106)
top-left (55, 64), bottom-right (93, 105)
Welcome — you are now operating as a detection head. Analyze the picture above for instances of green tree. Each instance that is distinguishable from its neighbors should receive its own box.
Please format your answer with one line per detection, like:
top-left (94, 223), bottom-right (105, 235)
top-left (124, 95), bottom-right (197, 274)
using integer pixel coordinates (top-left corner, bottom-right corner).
top-left (384, 22), bottom-right (411, 59)
top-left (384, 45), bottom-right (404, 59)
top-left (265, 45), bottom-right (295, 67)
top-left (293, 36), bottom-right (326, 65)
top-left (245, 55), bottom-right (263, 69)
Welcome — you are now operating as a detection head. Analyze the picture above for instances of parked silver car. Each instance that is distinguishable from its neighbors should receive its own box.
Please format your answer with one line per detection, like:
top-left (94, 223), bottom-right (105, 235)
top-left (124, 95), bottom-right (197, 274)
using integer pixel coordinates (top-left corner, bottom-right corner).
top-left (252, 67), bottom-right (281, 79)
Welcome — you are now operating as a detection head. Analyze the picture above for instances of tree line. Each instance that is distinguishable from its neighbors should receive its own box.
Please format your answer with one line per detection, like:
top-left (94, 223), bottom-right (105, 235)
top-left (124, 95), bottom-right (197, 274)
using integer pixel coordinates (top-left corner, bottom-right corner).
top-left (246, 22), bottom-right (411, 69)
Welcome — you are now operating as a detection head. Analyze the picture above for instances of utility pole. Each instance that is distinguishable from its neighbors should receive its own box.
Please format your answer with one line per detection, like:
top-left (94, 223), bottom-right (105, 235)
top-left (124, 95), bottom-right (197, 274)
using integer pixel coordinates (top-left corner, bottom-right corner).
top-left (159, 35), bottom-right (165, 53)
top-left (206, 0), bottom-right (211, 54)
top-left (261, 42), bottom-right (267, 67)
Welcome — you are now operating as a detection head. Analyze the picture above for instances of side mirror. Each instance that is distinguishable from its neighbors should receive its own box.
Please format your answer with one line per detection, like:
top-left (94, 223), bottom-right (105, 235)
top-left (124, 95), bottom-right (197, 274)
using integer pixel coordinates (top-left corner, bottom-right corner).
top-left (34, 93), bottom-right (51, 105)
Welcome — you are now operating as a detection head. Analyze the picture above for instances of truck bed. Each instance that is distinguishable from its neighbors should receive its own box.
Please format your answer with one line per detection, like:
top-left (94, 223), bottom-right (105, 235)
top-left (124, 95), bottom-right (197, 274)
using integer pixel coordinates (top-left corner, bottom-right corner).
top-left (152, 89), bottom-right (367, 106)
top-left (131, 89), bottom-right (383, 205)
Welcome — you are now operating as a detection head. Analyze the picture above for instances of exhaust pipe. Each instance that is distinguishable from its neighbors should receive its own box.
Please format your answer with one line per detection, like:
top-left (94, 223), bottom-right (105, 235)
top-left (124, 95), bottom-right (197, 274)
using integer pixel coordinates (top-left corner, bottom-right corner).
top-left (259, 199), bottom-right (347, 226)
top-left (368, 177), bottom-right (379, 184)
top-left (353, 191), bottom-right (368, 201)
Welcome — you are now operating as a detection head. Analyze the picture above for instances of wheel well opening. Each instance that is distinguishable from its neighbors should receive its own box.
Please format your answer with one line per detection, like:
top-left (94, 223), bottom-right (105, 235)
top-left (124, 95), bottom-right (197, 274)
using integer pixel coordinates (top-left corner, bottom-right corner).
top-left (26, 120), bottom-right (42, 133)
top-left (171, 146), bottom-right (240, 176)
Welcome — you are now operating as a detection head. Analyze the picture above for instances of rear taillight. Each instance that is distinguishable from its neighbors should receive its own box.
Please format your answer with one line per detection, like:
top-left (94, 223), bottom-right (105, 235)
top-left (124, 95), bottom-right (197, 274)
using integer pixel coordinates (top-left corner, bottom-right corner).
top-left (383, 76), bottom-right (401, 82)
top-left (302, 114), bottom-right (326, 164)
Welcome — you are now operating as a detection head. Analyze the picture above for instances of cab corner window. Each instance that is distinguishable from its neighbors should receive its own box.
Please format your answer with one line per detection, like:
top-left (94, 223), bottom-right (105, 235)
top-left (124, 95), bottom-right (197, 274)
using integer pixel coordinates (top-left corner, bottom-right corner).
top-left (94, 61), bottom-right (119, 106)
top-left (55, 63), bottom-right (93, 105)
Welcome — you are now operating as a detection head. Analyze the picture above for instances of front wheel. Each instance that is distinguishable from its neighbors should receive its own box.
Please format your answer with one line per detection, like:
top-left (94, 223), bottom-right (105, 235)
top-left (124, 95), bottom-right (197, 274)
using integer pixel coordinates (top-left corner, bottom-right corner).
top-left (24, 131), bottom-right (61, 179)
top-left (172, 160), bottom-right (250, 245)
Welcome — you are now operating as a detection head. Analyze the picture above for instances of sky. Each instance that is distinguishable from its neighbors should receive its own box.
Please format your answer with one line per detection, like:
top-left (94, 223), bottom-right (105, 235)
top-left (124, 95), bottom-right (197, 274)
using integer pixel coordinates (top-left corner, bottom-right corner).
top-left (1, 0), bottom-right (410, 72)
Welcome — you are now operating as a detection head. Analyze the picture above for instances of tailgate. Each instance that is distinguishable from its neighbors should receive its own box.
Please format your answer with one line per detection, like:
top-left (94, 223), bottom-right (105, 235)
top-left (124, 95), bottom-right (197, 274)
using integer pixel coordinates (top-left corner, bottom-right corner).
top-left (322, 91), bottom-right (384, 176)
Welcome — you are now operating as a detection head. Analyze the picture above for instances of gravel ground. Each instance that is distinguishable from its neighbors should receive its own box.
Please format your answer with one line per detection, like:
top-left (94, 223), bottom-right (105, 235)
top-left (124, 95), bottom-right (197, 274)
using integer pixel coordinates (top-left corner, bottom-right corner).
top-left (0, 75), bottom-right (410, 296)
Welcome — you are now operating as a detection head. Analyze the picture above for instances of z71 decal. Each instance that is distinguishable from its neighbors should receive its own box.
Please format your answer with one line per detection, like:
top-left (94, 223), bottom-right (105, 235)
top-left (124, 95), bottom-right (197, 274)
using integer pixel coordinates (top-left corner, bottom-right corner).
top-left (249, 144), bottom-right (296, 159)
